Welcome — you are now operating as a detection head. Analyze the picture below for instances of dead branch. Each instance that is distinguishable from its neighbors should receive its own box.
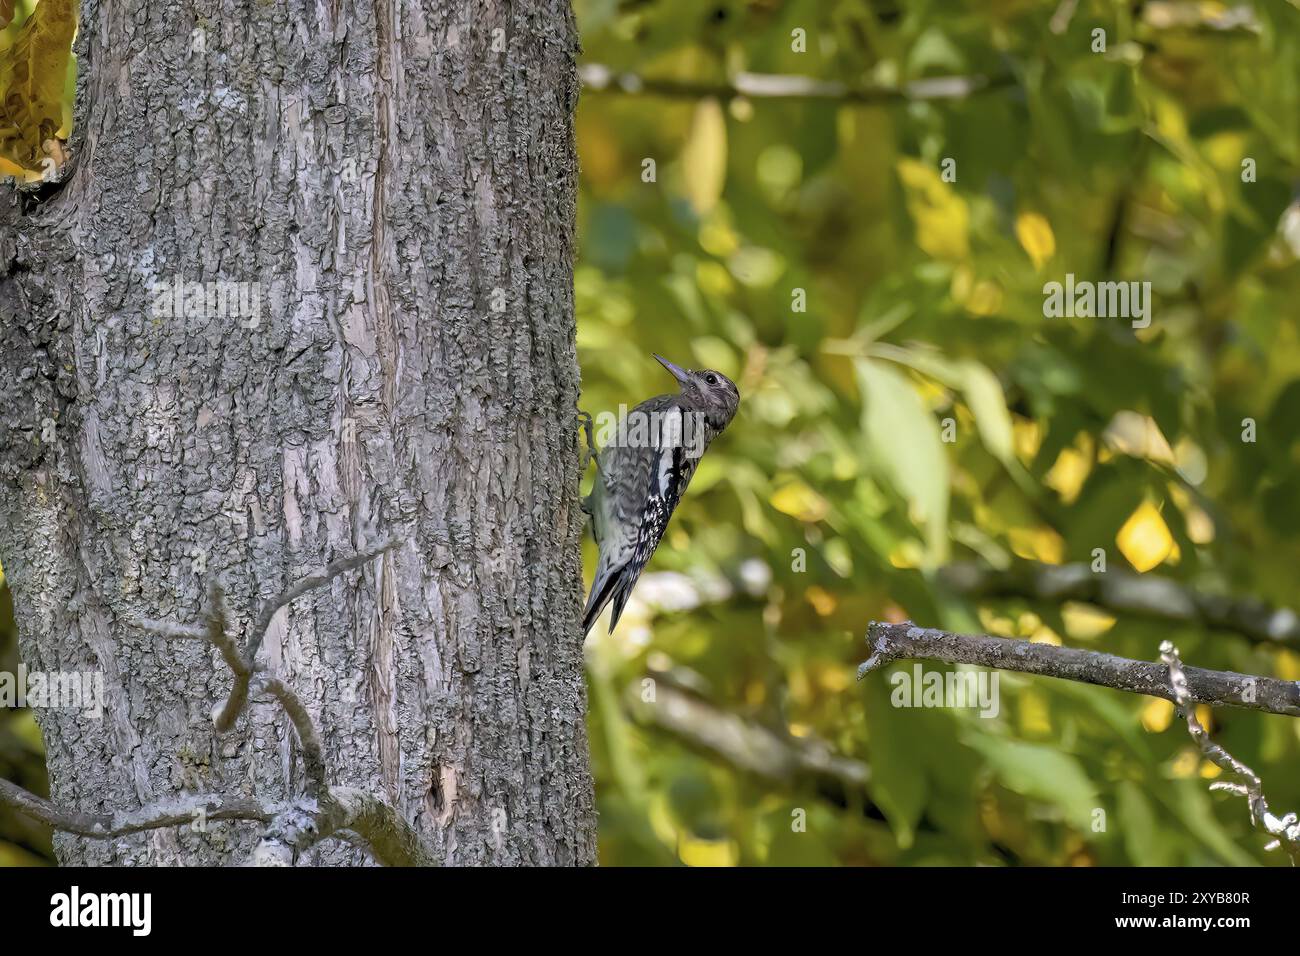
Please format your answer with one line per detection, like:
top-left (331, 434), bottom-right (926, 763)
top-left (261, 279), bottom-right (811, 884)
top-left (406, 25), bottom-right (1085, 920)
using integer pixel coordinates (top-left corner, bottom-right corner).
top-left (858, 621), bottom-right (1300, 717)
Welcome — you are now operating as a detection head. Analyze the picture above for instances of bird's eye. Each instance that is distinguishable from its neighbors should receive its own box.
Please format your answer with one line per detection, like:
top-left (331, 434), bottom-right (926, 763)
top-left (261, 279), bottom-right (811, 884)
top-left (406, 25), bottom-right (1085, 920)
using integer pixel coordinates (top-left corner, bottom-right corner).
top-left (705, 374), bottom-right (718, 385)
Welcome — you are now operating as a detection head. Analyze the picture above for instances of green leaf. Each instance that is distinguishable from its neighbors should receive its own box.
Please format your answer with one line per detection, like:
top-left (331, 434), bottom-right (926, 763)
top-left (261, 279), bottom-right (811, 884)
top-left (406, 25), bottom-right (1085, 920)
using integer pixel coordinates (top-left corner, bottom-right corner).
top-left (865, 680), bottom-right (929, 848)
top-left (1117, 780), bottom-right (1175, 866)
top-left (855, 358), bottom-right (950, 565)
top-left (869, 344), bottom-right (1016, 468)
top-left (966, 734), bottom-right (1099, 831)
top-left (1167, 780), bottom-right (1259, 867)
top-left (956, 361), bottom-right (1015, 467)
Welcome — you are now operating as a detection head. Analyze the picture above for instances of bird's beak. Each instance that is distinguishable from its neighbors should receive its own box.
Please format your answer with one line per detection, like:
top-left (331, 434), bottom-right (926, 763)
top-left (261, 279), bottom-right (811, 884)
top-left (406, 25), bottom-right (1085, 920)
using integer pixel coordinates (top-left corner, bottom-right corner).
top-left (653, 354), bottom-right (692, 386)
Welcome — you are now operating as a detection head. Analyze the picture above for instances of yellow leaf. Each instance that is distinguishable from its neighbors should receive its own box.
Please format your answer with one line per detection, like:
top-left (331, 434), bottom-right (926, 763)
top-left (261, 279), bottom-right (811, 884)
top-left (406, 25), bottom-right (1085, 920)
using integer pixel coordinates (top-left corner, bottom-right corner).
top-left (816, 665), bottom-right (852, 692)
top-left (770, 481), bottom-right (828, 522)
top-left (1019, 690), bottom-right (1053, 736)
top-left (698, 212), bottom-right (739, 256)
top-left (681, 98), bottom-right (727, 215)
top-left (1017, 611), bottom-right (1042, 634)
top-left (1195, 704), bottom-right (1214, 732)
top-left (1061, 602), bottom-right (1116, 640)
top-left (1142, 698), bottom-right (1174, 733)
top-left (977, 607), bottom-right (1016, 637)
top-left (1029, 624), bottom-right (1062, 645)
top-left (678, 836), bottom-right (738, 867)
top-left (0, 0), bottom-right (78, 177)
top-left (1015, 211), bottom-right (1056, 269)
top-left (1276, 651), bottom-right (1300, 682)
top-left (575, 112), bottom-right (623, 190)
top-left (805, 585), bottom-right (837, 616)
top-left (1008, 526), bottom-right (1064, 564)
top-left (887, 540), bottom-right (925, 569)
top-left (896, 158), bottom-right (969, 261)
top-left (695, 260), bottom-right (733, 297)
top-left (1170, 748), bottom-right (1200, 778)
top-left (1044, 446), bottom-right (1091, 504)
top-left (1116, 500), bottom-right (1174, 572)
top-left (964, 278), bottom-right (1004, 315)
top-left (1013, 418), bottom-right (1042, 460)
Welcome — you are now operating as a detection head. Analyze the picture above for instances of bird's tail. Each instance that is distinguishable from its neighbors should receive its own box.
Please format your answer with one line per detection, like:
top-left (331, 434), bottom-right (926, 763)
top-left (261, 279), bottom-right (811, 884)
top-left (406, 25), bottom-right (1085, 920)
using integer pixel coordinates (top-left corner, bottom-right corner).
top-left (581, 561), bottom-right (634, 636)
top-left (581, 566), bottom-right (616, 635)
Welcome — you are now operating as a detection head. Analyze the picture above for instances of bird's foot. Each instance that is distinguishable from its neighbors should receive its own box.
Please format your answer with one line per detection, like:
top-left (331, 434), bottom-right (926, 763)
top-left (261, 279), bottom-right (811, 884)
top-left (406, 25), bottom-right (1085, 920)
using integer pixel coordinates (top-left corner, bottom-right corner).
top-left (577, 409), bottom-right (598, 472)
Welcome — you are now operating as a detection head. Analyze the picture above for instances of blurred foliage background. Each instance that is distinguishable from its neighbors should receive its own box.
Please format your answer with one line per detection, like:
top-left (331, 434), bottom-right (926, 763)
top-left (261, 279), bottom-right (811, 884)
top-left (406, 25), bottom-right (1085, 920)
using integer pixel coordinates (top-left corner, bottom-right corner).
top-left (574, 0), bottom-right (1300, 866)
top-left (0, 570), bottom-right (51, 864)
top-left (4, 0), bottom-right (1300, 866)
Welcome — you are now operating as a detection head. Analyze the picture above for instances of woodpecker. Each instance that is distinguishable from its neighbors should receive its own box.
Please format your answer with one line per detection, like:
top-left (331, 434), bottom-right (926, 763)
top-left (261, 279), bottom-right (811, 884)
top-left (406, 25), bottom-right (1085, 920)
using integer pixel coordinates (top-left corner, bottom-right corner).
top-left (581, 354), bottom-right (740, 635)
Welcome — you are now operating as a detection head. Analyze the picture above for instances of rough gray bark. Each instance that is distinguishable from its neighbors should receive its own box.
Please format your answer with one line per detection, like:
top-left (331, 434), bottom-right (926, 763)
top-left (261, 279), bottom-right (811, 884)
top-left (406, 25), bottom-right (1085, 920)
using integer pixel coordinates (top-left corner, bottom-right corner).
top-left (0, 0), bottom-right (595, 865)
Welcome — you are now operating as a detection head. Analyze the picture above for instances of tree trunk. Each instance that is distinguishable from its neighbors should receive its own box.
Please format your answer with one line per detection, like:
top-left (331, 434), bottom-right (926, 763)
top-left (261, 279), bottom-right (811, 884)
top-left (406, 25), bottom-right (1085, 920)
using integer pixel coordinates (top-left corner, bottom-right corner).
top-left (0, 0), bottom-right (595, 866)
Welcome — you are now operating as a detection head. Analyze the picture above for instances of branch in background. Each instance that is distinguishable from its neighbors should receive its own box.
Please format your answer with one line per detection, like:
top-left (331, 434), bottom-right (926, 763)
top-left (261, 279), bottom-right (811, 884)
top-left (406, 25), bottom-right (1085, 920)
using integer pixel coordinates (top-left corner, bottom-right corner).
top-left (579, 64), bottom-right (1015, 104)
top-left (939, 561), bottom-right (1300, 648)
top-left (1161, 641), bottom-right (1300, 865)
top-left (857, 622), bottom-right (1300, 717)
top-left (579, 4), bottom-right (1252, 107)
top-left (0, 539), bottom-right (435, 866)
top-left (626, 664), bottom-right (870, 799)
top-left (1141, 1), bottom-right (1260, 34)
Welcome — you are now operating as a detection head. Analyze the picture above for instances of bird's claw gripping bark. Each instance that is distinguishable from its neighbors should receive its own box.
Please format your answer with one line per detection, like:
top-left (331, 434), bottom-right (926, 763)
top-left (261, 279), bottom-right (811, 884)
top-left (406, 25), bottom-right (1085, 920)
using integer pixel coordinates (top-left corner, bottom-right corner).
top-left (578, 410), bottom-right (599, 518)
top-left (577, 409), bottom-right (598, 473)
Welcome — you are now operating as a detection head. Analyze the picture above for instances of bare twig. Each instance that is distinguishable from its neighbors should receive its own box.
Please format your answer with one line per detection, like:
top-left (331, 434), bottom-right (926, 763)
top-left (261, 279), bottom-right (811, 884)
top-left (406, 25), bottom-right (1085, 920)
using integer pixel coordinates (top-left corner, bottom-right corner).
top-left (246, 536), bottom-right (402, 664)
top-left (0, 778), bottom-right (274, 837)
top-left (939, 561), bottom-right (1300, 648)
top-left (139, 538), bottom-right (401, 734)
top-left (579, 64), bottom-right (1015, 104)
top-left (1160, 641), bottom-right (1300, 864)
top-left (858, 621), bottom-right (1300, 717)
top-left (206, 583), bottom-right (252, 731)
top-left (252, 674), bottom-right (328, 798)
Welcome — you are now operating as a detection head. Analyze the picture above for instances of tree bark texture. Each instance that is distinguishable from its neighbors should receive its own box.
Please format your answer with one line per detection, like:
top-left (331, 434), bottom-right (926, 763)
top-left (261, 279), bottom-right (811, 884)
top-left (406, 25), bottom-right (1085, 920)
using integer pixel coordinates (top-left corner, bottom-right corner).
top-left (0, 0), bottom-right (595, 865)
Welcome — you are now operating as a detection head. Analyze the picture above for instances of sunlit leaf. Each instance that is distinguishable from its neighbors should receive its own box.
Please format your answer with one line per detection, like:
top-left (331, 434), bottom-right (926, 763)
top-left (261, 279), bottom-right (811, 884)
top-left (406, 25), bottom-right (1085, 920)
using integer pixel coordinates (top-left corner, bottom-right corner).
top-left (895, 157), bottom-right (969, 261)
top-left (769, 480), bottom-right (829, 522)
top-left (1014, 211), bottom-right (1056, 270)
top-left (856, 358), bottom-right (950, 565)
top-left (0, 0), bottom-right (78, 179)
top-left (966, 735), bottom-right (1099, 830)
top-left (681, 98), bottom-right (727, 215)
top-left (1116, 500), bottom-right (1174, 573)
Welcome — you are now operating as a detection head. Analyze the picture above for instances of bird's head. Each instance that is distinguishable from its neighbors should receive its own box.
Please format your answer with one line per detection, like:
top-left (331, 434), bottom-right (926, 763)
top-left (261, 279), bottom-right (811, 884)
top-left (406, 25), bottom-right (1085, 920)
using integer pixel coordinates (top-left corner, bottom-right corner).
top-left (654, 354), bottom-right (740, 432)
